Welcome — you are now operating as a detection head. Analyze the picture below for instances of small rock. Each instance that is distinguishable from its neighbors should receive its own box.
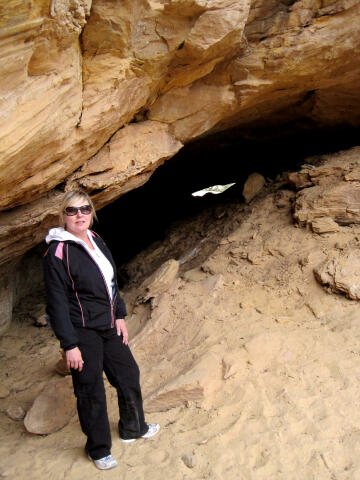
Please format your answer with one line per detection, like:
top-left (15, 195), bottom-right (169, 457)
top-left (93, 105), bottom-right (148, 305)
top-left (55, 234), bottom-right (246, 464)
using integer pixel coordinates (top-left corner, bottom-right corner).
top-left (34, 313), bottom-right (48, 327)
top-left (275, 316), bottom-right (292, 324)
top-left (54, 357), bottom-right (70, 376)
top-left (243, 173), bottom-right (265, 203)
top-left (311, 217), bottom-right (339, 234)
top-left (182, 453), bottom-right (197, 469)
top-left (0, 385), bottom-right (10, 398)
top-left (6, 405), bottom-right (25, 421)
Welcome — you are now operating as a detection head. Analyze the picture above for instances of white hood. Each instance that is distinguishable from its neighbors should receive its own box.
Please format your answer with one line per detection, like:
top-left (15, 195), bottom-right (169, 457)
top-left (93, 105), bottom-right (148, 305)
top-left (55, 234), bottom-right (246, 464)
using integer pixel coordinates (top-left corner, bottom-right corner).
top-left (45, 227), bottom-right (115, 299)
top-left (45, 227), bottom-right (89, 245)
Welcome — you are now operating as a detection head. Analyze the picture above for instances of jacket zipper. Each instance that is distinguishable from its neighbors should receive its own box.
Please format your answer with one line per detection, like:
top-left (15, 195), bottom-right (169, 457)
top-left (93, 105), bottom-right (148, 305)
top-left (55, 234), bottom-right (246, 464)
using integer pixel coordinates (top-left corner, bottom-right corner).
top-left (68, 242), bottom-right (116, 328)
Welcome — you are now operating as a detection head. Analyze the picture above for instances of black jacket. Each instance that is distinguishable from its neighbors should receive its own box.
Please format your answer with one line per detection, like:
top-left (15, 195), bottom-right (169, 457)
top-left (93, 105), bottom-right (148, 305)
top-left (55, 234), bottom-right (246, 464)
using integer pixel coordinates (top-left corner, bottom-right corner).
top-left (43, 232), bottom-right (127, 350)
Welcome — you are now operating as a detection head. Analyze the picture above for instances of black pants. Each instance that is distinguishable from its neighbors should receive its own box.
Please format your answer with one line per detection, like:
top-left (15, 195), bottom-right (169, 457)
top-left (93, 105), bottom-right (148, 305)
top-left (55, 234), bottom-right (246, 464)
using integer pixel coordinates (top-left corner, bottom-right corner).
top-left (71, 327), bottom-right (148, 460)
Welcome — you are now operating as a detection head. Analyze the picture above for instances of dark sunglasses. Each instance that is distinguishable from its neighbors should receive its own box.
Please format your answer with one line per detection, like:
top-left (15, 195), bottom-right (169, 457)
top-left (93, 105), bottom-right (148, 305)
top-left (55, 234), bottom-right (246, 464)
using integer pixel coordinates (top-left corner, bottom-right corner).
top-left (64, 205), bottom-right (92, 216)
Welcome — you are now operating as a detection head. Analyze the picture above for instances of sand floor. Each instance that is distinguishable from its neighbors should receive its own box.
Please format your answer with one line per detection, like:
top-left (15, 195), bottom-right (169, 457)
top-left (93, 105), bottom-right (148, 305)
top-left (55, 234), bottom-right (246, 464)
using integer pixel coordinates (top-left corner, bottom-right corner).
top-left (2, 184), bottom-right (360, 480)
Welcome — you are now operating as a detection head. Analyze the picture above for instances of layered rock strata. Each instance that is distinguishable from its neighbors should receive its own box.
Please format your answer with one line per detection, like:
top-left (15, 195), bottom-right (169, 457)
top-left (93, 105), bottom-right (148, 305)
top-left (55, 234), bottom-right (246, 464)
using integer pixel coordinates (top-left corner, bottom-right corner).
top-left (1, 1), bottom-right (360, 267)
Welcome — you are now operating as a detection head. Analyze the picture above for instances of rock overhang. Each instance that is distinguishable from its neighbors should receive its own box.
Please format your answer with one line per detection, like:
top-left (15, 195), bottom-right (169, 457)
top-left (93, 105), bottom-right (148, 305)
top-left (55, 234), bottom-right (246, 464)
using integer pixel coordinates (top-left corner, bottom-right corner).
top-left (1, 0), bottom-right (360, 268)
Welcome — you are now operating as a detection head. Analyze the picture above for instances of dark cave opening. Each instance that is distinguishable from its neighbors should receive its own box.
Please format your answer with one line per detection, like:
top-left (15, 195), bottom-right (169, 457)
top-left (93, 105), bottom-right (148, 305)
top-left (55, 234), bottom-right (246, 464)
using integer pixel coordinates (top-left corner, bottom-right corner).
top-left (96, 124), bottom-right (360, 280)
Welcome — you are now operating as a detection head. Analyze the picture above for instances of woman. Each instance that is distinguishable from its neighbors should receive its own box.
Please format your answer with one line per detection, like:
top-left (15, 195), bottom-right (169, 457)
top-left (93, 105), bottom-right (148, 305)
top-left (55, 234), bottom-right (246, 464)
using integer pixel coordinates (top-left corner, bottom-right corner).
top-left (43, 190), bottom-right (159, 470)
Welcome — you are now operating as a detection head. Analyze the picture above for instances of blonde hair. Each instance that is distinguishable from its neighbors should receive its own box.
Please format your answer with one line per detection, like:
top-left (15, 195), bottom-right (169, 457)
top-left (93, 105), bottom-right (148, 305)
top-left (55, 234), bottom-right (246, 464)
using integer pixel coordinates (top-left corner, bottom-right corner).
top-left (60, 190), bottom-right (97, 228)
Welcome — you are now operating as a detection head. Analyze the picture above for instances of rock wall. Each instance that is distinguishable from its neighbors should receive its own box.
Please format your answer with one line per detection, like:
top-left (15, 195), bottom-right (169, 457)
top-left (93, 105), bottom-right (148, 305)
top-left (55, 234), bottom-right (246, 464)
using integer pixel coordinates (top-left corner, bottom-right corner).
top-left (1, 1), bottom-right (360, 263)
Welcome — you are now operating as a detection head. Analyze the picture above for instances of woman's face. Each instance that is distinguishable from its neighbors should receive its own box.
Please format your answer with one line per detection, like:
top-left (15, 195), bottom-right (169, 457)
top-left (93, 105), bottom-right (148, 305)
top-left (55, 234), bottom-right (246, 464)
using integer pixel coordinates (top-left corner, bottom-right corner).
top-left (63, 197), bottom-right (92, 237)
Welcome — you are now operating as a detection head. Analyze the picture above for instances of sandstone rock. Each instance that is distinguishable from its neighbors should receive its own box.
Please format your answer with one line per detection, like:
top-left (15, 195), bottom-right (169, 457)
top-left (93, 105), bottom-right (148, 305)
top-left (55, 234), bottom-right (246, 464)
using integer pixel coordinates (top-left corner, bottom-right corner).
top-left (1, 1), bottom-right (360, 275)
top-left (24, 377), bottom-right (76, 434)
top-left (292, 147), bottom-right (360, 227)
top-left (295, 181), bottom-right (360, 227)
top-left (137, 259), bottom-right (179, 303)
top-left (0, 191), bottom-right (62, 267)
top-left (143, 351), bottom-right (222, 412)
top-left (289, 147), bottom-right (360, 190)
top-left (314, 249), bottom-right (360, 300)
top-left (311, 217), bottom-right (339, 234)
top-left (6, 405), bottom-right (25, 421)
top-left (148, 83), bottom-right (237, 142)
top-left (243, 173), bottom-right (265, 203)
top-left (66, 121), bottom-right (183, 208)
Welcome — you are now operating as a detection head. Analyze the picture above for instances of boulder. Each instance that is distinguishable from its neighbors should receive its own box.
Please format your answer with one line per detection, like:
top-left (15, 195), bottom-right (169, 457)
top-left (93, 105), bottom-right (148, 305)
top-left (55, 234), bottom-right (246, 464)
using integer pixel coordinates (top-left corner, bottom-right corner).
top-left (24, 377), bottom-right (76, 435)
top-left (314, 249), bottom-right (360, 300)
top-left (291, 147), bottom-right (360, 227)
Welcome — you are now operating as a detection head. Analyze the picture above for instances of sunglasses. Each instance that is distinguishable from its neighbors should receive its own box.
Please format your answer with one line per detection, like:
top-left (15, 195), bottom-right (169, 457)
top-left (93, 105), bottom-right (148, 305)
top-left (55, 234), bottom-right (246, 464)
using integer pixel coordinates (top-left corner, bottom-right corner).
top-left (64, 205), bottom-right (92, 216)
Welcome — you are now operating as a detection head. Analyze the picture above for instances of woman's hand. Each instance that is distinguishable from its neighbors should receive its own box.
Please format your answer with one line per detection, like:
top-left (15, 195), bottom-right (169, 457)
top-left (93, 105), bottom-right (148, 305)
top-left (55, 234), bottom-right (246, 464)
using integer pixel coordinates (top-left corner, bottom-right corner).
top-left (116, 318), bottom-right (128, 345)
top-left (66, 347), bottom-right (84, 371)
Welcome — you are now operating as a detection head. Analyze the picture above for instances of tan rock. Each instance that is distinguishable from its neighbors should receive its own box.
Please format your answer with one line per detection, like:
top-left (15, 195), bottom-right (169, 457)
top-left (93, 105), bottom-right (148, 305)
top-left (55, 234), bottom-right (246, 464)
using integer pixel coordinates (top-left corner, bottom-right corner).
top-left (148, 83), bottom-right (237, 142)
top-left (314, 249), bottom-right (360, 300)
top-left (137, 259), bottom-right (179, 302)
top-left (181, 2), bottom-right (250, 59)
top-left (243, 173), bottom-right (265, 203)
top-left (311, 217), bottom-right (339, 234)
top-left (66, 121), bottom-right (183, 208)
top-left (6, 405), bottom-right (25, 421)
top-left (292, 147), bottom-right (360, 227)
top-left (0, 191), bottom-right (62, 267)
top-left (143, 351), bottom-right (222, 412)
top-left (295, 180), bottom-right (360, 227)
top-left (1, 0), bottom-right (360, 274)
top-left (24, 377), bottom-right (76, 435)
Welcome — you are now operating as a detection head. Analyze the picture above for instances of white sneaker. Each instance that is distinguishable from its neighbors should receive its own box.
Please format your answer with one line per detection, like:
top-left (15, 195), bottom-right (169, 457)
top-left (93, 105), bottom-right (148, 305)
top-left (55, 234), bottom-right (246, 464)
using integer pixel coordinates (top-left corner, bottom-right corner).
top-left (88, 454), bottom-right (118, 470)
top-left (120, 423), bottom-right (160, 443)
top-left (141, 423), bottom-right (160, 439)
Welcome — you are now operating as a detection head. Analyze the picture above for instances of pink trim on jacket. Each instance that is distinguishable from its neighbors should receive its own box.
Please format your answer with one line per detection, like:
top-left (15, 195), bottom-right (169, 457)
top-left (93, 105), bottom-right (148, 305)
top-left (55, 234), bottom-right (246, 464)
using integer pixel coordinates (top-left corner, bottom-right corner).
top-left (66, 244), bottom-right (85, 327)
top-left (54, 242), bottom-right (64, 260)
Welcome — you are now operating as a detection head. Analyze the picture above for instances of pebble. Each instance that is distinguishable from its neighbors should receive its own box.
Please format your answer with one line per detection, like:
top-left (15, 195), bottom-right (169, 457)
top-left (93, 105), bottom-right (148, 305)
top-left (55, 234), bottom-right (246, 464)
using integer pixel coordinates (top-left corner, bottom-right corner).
top-left (34, 314), bottom-right (48, 327)
top-left (6, 405), bottom-right (25, 421)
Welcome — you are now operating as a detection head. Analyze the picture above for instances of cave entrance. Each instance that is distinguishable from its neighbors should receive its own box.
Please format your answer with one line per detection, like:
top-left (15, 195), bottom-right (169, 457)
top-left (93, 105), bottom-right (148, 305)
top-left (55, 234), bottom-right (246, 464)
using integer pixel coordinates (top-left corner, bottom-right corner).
top-left (96, 124), bottom-right (359, 282)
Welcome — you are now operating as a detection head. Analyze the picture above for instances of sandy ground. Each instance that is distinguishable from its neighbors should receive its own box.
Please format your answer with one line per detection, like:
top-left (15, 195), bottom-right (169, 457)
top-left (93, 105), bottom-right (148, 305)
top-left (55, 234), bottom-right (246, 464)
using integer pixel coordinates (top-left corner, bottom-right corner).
top-left (2, 180), bottom-right (360, 480)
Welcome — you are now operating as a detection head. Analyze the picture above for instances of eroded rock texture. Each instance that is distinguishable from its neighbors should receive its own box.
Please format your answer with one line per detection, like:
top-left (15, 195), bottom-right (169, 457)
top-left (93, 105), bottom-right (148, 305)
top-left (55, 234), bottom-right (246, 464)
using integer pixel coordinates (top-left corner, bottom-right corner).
top-left (289, 147), bottom-right (360, 229)
top-left (1, 0), bottom-right (360, 267)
